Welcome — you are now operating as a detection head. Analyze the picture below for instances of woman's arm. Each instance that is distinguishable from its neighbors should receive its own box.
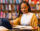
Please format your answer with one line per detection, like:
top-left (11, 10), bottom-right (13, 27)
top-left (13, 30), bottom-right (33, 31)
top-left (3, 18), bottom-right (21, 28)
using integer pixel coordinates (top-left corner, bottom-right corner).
top-left (13, 18), bottom-right (20, 25)
top-left (32, 14), bottom-right (38, 29)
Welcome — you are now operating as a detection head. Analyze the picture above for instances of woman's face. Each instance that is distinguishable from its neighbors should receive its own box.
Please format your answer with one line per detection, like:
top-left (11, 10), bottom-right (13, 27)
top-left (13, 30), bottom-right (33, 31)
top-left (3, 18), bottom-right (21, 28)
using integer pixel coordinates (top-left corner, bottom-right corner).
top-left (21, 3), bottom-right (28, 14)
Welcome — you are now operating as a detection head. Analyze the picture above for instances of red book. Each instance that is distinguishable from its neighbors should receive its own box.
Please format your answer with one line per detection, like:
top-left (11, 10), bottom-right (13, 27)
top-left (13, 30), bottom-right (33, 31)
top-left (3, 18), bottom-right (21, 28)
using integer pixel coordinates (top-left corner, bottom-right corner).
top-left (1, 0), bottom-right (2, 3)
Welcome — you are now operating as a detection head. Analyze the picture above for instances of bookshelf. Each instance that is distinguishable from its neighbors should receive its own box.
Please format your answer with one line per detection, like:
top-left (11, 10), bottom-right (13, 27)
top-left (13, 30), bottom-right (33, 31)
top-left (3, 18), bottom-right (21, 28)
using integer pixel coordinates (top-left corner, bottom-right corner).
top-left (0, 0), bottom-right (23, 20)
top-left (0, 0), bottom-right (40, 25)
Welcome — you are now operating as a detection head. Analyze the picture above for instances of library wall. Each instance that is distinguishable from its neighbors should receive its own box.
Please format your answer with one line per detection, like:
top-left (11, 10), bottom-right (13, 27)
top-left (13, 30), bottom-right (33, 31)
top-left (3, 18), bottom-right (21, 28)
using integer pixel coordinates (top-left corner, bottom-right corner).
top-left (0, 0), bottom-right (40, 26)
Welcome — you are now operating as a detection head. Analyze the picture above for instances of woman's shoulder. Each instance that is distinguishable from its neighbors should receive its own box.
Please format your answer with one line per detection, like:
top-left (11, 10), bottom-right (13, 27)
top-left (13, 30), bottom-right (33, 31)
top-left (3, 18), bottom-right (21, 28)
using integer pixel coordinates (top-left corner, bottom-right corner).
top-left (29, 12), bottom-right (35, 15)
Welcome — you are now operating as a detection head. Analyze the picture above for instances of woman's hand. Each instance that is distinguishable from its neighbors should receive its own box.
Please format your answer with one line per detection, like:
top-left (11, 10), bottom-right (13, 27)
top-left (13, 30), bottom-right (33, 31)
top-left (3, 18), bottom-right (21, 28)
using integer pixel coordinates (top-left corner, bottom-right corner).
top-left (33, 27), bottom-right (38, 29)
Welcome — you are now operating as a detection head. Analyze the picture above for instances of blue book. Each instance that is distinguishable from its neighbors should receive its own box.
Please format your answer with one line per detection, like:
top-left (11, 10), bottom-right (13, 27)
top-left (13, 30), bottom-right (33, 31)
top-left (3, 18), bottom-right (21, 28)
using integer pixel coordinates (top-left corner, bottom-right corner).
top-left (16, 0), bottom-right (19, 4)
top-left (5, 13), bottom-right (8, 19)
top-left (3, 0), bottom-right (5, 3)
top-left (5, 5), bottom-right (9, 10)
top-left (14, 5), bottom-right (17, 11)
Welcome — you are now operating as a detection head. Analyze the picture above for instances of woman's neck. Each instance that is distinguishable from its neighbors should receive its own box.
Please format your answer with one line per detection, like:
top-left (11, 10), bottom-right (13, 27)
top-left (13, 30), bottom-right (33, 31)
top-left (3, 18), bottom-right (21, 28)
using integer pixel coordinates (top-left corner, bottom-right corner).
top-left (23, 12), bottom-right (28, 14)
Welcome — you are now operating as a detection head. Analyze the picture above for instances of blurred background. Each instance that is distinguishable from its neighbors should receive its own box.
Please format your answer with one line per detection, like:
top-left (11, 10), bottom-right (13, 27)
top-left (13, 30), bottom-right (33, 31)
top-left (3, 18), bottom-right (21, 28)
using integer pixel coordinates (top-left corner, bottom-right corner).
top-left (0, 0), bottom-right (40, 28)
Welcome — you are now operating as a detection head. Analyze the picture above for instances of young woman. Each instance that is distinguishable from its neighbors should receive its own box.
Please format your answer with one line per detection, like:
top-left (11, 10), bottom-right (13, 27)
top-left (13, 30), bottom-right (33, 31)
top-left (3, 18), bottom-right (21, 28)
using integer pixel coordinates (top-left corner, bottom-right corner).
top-left (13, 1), bottom-right (39, 31)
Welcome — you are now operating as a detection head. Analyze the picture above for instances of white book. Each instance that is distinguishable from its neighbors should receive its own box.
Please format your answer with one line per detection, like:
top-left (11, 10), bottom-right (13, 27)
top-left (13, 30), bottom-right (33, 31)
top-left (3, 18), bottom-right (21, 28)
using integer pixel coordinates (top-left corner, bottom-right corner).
top-left (9, 4), bottom-right (11, 10)
top-left (29, 0), bottom-right (31, 4)
top-left (19, 0), bottom-right (22, 3)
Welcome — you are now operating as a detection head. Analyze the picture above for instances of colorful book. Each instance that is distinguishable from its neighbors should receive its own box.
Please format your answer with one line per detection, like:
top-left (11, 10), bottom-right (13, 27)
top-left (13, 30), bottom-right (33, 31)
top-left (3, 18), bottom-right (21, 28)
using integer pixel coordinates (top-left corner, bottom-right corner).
top-left (5, 0), bottom-right (8, 3)
top-left (5, 13), bottom-right (8, 18)
top-left (8, 0), bottom-right (9, 3)
top-left (1, 0), bottom-right (2, 3)
top-left (8, 13), bottom-right (12, 19)
top-left (12, 0), bottom-right (13, 3)
top-left (0, 11), bottom-right (3, 18)
top-left (14, 5), bottom-right (17, 11)
top-left (2, 12), bottom-right (5, 18)
top-left (10, 0), bottom-right (12, 4)
top-left (5, 5), bottom-right (9, 10)
top-left (12, 0), bottom-right (16, 3)
top-left (16, 0), bottom-right (22, 4)
top-left (2, 5), bottom-right (4, 10)
top-left (6, 13), bottom-right (12, 19)
top-left (30, 4), bottom-right (36, 11)
top-left (12, 12), bottom-right (18, 19)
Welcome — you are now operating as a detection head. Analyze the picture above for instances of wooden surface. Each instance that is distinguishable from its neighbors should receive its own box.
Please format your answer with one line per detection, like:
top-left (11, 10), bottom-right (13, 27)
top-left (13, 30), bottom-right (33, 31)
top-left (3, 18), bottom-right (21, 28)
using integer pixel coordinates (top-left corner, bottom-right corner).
top-left (0, 26), bottom-right (9, 31)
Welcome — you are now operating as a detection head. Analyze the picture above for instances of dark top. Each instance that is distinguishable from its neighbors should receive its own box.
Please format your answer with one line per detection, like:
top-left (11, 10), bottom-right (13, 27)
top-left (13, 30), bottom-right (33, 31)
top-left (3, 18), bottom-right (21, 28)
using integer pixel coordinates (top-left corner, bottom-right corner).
top-left (0, 18), bottom-right (12, 29)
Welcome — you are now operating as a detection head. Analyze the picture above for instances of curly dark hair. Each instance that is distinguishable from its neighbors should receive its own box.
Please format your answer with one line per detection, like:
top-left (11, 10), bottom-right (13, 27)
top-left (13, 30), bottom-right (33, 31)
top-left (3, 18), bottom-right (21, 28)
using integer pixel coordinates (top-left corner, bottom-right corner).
top-left (18, 1), bottom-right (31, 16)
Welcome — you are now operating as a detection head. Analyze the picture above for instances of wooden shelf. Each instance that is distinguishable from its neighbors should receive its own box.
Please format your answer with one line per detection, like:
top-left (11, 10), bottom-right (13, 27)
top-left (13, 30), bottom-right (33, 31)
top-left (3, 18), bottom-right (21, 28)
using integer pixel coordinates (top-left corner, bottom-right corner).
top-left (0, 3), bottom-right (19, 5)
top-left (31, 10), bottom-right (40, 13)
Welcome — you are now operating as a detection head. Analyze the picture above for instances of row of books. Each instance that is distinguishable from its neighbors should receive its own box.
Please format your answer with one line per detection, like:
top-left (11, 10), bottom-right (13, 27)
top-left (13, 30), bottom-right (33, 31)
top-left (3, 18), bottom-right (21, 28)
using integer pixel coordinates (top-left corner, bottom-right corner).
top-left (29, 0), bottom-right (40, 4)
top-left (0, 4), bottom-right (40, 11)
top-left (0, 4), bottom-right (19, 11)
top-left (0, 11), bottom-right (18, 19)
top-left (0, 0), bottom-right (40, 4)
top-left (35, 13), bottom-right (40, 19)
top-left (30, 4), bottom-right (40, 10)
top-left (0, 11), bottom-right (40, 19)
top-left (0, 0), bottom-right (22, 4)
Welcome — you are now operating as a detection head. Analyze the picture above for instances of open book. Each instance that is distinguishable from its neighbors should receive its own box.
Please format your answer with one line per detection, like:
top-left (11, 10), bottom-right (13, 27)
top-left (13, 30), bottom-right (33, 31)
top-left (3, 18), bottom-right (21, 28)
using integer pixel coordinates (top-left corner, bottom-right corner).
top-left (0, 26), bottom-right (8, 30)
top-left (13, 25), bottom-right (34, 30)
